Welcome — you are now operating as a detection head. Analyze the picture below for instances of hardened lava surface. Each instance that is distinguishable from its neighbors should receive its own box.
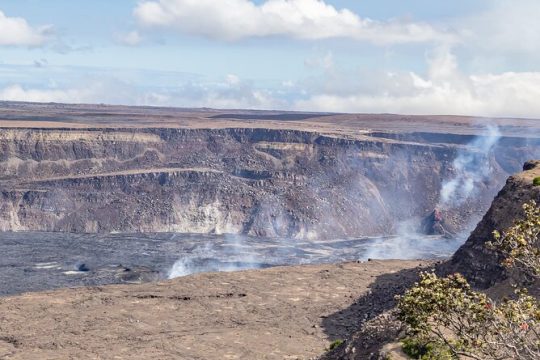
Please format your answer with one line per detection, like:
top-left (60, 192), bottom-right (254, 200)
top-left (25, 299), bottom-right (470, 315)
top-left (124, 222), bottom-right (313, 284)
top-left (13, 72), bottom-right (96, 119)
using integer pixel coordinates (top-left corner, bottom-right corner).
top-left (0, 232), bottom-right (453, 296)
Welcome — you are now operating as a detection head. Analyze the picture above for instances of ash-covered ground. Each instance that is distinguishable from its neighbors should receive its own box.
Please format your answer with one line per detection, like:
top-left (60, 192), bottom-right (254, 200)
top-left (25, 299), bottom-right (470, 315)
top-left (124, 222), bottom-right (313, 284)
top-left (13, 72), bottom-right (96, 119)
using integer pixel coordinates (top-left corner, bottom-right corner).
top-left (0, 231), bottom-right (461, 296)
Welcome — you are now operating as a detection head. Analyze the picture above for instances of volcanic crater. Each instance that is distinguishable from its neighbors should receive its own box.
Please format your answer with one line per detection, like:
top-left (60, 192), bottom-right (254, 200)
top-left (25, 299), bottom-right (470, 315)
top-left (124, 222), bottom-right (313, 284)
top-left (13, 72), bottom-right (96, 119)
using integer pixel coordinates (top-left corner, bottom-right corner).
top-left (1, 102), bottom-right (540, 358)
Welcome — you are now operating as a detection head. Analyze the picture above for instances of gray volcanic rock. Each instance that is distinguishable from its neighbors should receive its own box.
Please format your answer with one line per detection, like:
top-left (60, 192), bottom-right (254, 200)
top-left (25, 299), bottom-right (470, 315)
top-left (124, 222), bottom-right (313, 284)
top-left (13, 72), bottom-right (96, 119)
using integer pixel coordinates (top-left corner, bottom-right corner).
top-left (0, 127), bottom-right (500, 238)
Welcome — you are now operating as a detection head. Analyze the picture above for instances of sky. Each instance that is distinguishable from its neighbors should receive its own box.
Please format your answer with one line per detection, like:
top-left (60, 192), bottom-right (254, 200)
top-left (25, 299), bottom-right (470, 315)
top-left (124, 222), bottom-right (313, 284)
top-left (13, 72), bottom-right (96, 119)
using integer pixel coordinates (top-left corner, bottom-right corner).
top-left (0, 0), bottom-right (540, 117)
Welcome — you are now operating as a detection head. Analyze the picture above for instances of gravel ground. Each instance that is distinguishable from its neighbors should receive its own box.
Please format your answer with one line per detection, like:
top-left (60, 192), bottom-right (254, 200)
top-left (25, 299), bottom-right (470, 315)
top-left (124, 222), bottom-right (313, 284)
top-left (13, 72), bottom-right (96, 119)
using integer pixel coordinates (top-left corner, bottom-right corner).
top-left (0, 260), bottom-right (432, 360)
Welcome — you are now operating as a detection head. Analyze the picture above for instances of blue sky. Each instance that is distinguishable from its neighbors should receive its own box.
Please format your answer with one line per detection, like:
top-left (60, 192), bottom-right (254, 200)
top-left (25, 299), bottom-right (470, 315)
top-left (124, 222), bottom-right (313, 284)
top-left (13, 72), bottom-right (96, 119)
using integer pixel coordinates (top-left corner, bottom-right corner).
top-left (0, 0), bottom-right (539, 117)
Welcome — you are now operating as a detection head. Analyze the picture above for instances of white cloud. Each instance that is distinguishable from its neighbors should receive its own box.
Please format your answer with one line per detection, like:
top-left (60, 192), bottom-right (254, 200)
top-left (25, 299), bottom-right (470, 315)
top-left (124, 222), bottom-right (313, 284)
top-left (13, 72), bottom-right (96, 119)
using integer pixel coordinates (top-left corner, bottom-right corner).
top-left (294, 47), bottom-right (540, 118)
top-left (133, 0), bottom-right (452, 44)
top-left (0, 10), bottom-right (50, 46)
top-left (1, 84), bottom-right (118, 104)
top-left (458, 0), bottom-right (540, 57)
top-left (0, 84), bottom-right (81, 103)
top-left (4, 47), bottom-right (540, 118)
top-left (0, 75), bottom-right (282, 110)
top-left (225, 74), bottom-right (241, 85)
top-left (115, 30), bottom-right (144, 46)
top-left (282, 80), bottom-right (295, 88)
top-left (173, 75), bottom-right (283, 109)
top-left (0, 80), bottom-right (153, 105)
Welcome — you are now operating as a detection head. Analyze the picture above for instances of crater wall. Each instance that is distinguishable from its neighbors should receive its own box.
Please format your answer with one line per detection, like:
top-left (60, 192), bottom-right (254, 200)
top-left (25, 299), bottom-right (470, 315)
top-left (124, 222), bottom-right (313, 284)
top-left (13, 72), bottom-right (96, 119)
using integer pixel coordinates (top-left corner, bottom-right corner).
top-left (1, 125), bottom-right (537, 239)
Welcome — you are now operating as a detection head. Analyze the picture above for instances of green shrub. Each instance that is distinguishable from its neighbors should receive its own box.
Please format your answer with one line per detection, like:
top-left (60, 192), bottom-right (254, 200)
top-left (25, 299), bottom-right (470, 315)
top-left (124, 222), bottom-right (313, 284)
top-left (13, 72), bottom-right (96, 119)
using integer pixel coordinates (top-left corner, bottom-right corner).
top-left (534, 177), bottom-right (540, 186)
top-left (328, 339), bottom-right (344, 350)
top-left (489, 200), bottom-right (540, 279)
top-left (398, 201), bottom-right (540, 359)
top-left (401, 337), bottom-right (453, 360)
top-left (397, 272), bottom-right (540, 359)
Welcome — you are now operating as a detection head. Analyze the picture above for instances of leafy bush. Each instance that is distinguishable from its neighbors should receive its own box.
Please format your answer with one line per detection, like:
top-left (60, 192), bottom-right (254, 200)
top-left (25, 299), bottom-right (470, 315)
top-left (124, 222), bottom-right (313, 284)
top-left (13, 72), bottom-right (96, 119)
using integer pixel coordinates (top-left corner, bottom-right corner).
top-left (401, 337), bottom-right (453, 359)
top-left (533, 177), bottom-right (540, 186)
top-left (397, 273), bottom-right (540, 359)
top-left (489, 200), bottom-right (540, 280)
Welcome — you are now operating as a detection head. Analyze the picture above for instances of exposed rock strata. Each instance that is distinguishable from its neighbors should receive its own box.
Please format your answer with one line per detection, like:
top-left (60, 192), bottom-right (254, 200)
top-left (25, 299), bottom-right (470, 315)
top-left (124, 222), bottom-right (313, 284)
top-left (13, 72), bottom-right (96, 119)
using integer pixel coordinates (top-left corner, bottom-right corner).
top-left (0, 128), bottom-right (536, 238)
top-left (0, 127), bottom-right (514, 238)
top-left (0, 103), bottom-right (539, 239)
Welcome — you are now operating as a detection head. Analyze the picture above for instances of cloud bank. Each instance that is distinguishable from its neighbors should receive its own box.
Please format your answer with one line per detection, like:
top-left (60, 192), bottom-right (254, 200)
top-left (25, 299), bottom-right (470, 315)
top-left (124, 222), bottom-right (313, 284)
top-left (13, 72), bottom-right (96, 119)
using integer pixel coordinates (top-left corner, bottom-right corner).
top-left (0, 74), bottom-right (282, 110)
top-left (133, 0), bottom-right (451, 44)
top-left (0, 10), bottom-right (50, 46)
top-left (457, 0), bottom-right (540, 58)
top-left (295, 48), bottom-right (540, 118)
top-left (4, 48), bottom-right (540, 118)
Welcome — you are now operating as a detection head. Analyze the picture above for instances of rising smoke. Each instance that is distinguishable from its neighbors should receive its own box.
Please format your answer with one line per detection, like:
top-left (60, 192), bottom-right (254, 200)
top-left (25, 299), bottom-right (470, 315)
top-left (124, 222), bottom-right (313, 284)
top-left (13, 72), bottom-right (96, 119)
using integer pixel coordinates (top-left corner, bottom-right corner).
top-left (166, 231), bottom-right (463, 279)
top-left (168, 234), bottom-right (267, 278)
top-left (361, 219), bottom-right (465, 260)
top-left (363, 126), bottom-right (504, 258)
top-left (439, 125), bottom-right (501, 209)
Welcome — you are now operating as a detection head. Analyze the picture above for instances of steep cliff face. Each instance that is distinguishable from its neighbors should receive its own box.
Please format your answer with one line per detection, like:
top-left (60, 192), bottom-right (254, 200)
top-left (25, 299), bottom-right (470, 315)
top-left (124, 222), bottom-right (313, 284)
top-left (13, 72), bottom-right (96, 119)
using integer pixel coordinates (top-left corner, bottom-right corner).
top-left (442, 160), bottom-right (540, 288)
top-left (0, 125), bottom-right (536, 239)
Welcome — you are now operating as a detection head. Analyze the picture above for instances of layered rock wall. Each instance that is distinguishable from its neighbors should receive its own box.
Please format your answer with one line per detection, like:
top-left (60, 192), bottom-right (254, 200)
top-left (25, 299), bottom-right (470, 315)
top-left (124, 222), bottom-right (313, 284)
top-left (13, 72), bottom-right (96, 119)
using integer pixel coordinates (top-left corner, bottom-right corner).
top-left (0, 127), bottom-right (536, 239)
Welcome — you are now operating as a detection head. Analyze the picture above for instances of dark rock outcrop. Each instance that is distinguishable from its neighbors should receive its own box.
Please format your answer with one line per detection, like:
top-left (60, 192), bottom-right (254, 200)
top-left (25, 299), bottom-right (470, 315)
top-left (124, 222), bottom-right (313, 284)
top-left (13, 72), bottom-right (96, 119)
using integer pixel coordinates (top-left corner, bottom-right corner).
top-left (441, 160), bottom-right (540, 288)
top-left (420, 209), bottom-right (455, 237)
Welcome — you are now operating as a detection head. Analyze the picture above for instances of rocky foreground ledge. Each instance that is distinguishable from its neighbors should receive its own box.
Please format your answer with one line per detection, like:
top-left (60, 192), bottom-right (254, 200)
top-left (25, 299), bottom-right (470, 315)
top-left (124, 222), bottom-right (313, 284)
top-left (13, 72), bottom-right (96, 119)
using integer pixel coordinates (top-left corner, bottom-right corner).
top-left (442, 159), bottom-right (540, 288)
top-left (0, 260), bottom-right (432, 359)
top-left (322, 160), bottom-right (540, 360)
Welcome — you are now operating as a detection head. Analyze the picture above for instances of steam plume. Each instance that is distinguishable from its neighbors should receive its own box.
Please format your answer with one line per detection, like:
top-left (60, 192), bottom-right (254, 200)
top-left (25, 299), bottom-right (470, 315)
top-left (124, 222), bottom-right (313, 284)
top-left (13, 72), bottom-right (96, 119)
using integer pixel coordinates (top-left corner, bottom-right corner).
top-left (439, 125), bottom-right (501, 208)
top-left (168, 234), bottom-right (264, 279)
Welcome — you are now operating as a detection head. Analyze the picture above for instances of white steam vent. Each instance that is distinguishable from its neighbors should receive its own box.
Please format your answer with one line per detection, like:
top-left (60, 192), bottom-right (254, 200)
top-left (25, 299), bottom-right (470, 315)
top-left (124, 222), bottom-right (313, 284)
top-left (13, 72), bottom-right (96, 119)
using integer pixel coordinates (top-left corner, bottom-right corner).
top-left (440, 125), bottom-right (501, 208)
